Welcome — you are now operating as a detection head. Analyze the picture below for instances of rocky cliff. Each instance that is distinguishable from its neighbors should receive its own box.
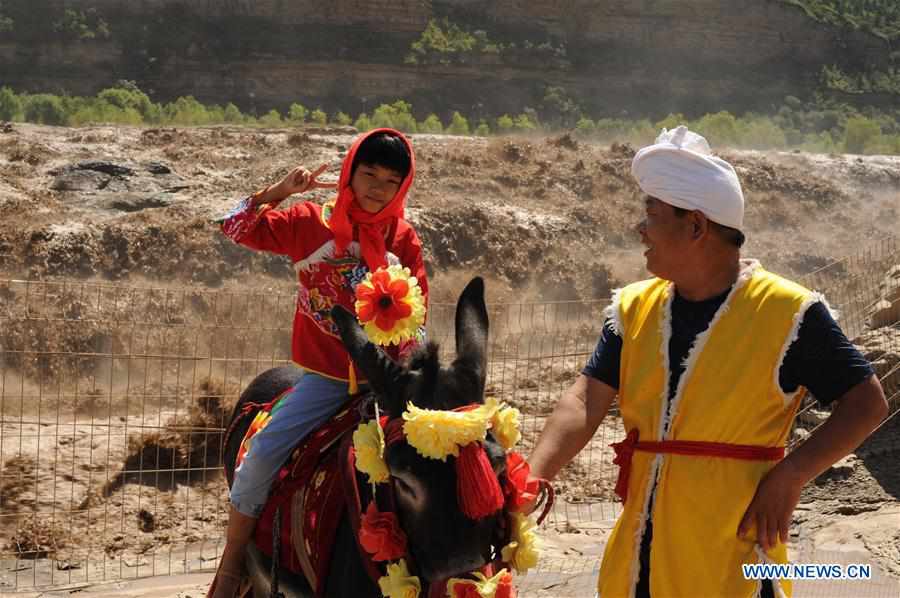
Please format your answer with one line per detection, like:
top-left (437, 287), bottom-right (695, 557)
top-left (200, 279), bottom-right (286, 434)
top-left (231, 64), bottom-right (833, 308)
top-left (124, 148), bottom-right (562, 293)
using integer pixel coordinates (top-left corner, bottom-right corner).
top-left (0, 0), bottom-right (889, 118)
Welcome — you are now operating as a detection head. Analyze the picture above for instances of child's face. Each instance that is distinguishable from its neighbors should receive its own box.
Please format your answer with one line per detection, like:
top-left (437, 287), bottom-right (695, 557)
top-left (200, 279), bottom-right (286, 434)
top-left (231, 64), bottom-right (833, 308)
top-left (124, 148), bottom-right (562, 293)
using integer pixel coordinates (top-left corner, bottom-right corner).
top-left (350, 162), bottom-right (404, 213)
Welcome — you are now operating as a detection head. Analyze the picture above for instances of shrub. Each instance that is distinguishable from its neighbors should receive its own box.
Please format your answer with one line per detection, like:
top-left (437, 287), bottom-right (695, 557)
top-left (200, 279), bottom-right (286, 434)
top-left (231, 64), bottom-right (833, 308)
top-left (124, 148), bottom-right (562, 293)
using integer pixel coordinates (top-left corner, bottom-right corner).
top-left (419, 113), bottom-right (443, 134)
top-left (694, 111), bottom-right (740, 147)
top-left (844, 116), bottom-right (881, 154)
top-left (496, 114), bottom-right (514, 134)
top-left (574, 117), bottom-right (596, 138)
top-left (223, 102), bottom-right (244, 123)
top-left (0, 86), bottom-right (22, 120)
top-left (474, 120), bottom-right (491, 136)
top-left (23, 94), bottom-right (67, 125)
top-left (739, 117), bottom-right (788, 149)
top-left (446, 111), bottom-right (470, 135)
top-left (163, 96), bottom-right (211, 126)
top-left (97, 86), bottom-right (158, 121)
top-left (654, 113), bottom-right (687, 132)
top-left (309, 108), bottom-right (327, 126)
top-left (512, 112), bottom-right (537, 132)
top-left (288, 103), bottom-right (308, 124)
top-left (354, 113), bottom-right (373, 132)
top-left (371, 101), bottom-right (416, 133)
top-left (259, 109), bottom-right (282, 127)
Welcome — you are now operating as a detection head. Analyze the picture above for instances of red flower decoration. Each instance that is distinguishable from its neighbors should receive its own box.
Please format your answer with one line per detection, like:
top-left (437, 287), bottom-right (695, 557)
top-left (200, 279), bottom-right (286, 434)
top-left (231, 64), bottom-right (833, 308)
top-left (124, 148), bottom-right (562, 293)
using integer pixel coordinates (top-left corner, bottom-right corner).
top-left (505, 452), bottom-right (540, 512)
top-left (450, 571), bottom-right (516, 598)
top-left (451, 584), bottom-right (481, 598)
top-left (496, 571), bottom-right (516, 598)
top-left (356, 269), bottom-right (413, 332)
top-left (359, 502), bottom-right (408, 562)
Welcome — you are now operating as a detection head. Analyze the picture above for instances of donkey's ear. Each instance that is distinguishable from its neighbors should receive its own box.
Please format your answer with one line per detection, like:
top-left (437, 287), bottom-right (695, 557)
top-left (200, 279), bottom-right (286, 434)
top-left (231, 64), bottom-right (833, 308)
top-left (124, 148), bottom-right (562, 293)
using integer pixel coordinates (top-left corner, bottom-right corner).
top-left (331, 305), bottom-right (409, 414)
top-left (452, 277), bottom-right (489, 393)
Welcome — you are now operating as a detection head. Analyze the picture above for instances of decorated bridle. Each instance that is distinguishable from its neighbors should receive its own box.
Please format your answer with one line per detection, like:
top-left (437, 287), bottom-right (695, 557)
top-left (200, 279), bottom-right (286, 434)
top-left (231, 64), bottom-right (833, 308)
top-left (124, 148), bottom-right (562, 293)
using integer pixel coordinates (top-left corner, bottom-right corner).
top-left (351, 398), bottom-right (553, 598)
top-left (346, 268), bottom-right (553, 597)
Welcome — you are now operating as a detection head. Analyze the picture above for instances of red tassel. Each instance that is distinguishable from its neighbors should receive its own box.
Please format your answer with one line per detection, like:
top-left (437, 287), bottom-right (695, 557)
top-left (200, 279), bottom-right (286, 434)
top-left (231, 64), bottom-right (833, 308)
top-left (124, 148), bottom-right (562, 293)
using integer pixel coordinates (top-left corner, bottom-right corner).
top-left (456, 442), bottom-right (504, 520)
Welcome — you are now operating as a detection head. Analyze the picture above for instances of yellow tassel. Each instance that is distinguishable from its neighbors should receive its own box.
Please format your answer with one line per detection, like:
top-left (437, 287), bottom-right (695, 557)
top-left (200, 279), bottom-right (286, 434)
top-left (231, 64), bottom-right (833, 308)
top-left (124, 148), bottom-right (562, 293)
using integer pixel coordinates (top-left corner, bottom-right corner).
top-left (348, 361), bottom-right (358, 395)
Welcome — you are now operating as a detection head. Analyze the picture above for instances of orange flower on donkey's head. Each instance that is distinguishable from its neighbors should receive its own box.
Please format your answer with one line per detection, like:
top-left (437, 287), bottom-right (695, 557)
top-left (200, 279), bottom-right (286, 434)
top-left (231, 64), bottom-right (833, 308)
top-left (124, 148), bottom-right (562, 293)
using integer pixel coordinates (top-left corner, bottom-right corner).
top-left (355, 265), bottom-right (425, 346)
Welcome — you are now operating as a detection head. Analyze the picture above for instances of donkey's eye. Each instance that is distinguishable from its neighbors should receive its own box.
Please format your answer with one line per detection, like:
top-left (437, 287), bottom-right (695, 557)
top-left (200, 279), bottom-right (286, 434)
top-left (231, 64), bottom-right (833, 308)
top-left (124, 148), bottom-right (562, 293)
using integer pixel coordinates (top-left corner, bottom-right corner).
top-left (393, 476), bottom-right (414, 496)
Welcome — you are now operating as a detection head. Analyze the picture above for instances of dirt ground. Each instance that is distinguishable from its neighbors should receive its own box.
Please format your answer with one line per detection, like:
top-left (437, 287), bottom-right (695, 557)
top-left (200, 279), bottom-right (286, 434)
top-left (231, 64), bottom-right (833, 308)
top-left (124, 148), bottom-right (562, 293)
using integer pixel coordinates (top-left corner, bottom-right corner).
top-left (0, 123), bottom-right (899, 595)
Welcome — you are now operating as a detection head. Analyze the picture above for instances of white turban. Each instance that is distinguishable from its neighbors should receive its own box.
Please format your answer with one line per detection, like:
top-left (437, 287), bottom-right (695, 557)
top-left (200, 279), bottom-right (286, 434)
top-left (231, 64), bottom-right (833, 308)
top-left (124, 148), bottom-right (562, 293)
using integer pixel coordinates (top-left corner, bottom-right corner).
top-left (631, 126), bottom-right (744, 230)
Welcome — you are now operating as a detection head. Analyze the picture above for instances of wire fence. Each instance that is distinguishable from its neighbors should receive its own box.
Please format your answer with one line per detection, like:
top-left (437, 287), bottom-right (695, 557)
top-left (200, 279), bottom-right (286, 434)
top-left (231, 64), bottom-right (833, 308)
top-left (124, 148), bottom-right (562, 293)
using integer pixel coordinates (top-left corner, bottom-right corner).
top-left (1, 238), bottom-right (898, 594)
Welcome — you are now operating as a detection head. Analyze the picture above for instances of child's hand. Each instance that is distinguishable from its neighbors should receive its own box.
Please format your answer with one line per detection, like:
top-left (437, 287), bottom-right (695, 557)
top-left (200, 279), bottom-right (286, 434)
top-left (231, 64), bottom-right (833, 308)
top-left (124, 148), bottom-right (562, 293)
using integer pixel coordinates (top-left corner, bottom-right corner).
top-left (279, 163), bottom-right (338, 196)
top-left (255, 164), bottom-right (338, 205)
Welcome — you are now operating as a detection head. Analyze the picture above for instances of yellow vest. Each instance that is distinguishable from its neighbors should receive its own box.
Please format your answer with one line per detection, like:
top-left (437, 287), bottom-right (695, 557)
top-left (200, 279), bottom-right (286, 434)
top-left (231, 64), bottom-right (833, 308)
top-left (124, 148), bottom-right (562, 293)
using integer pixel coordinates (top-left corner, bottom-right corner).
top-left (598, 262), bottom-right (820, 598)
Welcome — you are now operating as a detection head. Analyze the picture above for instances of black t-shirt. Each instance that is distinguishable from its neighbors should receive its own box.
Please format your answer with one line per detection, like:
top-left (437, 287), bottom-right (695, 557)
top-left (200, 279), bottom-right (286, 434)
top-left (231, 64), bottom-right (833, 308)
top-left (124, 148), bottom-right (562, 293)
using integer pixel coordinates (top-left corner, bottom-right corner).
top-left (584, 287), bottom-right (873, 598)
top-left (583, 289), bottom-right (873, 406)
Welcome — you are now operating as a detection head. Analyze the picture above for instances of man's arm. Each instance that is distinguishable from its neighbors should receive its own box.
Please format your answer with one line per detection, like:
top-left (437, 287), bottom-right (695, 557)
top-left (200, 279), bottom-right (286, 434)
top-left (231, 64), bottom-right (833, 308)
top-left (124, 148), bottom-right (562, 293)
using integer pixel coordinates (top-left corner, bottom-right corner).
top-left (528, 374), bottom-right (618, 482)
top-left (738, 375), bottom-right (888, 551)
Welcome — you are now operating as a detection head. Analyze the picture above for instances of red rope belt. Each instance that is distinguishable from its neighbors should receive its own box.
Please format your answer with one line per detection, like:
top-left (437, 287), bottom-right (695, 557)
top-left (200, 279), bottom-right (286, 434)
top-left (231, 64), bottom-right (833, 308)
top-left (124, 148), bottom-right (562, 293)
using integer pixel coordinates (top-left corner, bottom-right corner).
top-left (611, 429), bottom-right (785, 503)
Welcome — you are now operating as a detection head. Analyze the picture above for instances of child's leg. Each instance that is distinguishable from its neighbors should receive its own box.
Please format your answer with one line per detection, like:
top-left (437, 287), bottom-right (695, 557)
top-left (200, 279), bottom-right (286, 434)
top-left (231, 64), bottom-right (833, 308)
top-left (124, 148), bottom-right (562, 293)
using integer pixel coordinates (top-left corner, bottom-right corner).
top-left (229, 372), bottom-right (352, 517)
top-left (211, 373), bottom-right (351, 597)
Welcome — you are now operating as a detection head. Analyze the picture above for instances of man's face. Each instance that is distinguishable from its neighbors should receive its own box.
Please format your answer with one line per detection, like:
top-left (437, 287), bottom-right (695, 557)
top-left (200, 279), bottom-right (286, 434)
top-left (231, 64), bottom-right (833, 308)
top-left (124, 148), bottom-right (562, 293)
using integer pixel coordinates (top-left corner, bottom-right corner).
top-left (638, 196), bottom-right (694, 280)
top-left (351, 162), bottom-right (404, 213)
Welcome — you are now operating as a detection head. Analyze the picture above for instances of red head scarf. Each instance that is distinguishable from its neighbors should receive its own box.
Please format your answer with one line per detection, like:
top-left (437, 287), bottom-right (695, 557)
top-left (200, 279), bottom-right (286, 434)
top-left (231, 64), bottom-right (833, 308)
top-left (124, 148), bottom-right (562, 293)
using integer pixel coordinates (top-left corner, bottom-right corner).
top-left (328, 128), bottom-right (416, 271)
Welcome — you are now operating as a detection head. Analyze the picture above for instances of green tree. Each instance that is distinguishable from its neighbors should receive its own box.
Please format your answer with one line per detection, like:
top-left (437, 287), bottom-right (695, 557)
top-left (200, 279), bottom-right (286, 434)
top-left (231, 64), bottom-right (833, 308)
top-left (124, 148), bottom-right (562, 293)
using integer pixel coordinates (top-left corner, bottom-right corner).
top-left (541, 86), bottom-right (581, 128)
top-left (844, 116), bottom-right (881, 153)
top-left (164, 96), bottom-right (211, 125)
top-left (512, 112), bottom-right (537, 132)
top-left (406, 18), bottom-right (479, 65)
top-left (223, 102), bottom-right (244, 123)
top-left (447, 111), bottom-right (470, 135)
top-left (259, 109), bottom-right (283, 127)
top-left (655, 113), bottom-right (687, 132)
top-left (739, 117), bottom-right (787, 149)
top-left (474, 119), bottom-right (491, 136)
top-left (0, 86), bottom-right (22, 120)
top-left (310, 108), bottom-right (327, 126)
top-left (371, 101), bottom-right (416, 133)
top-left (53, 8), bottom-right (110, 40)
top-left (694, 111), bottom-right (740, 147)
top-left (97, 86), bottom-right (157, 121)
top-left (574, 117), bottom-right (596, 138)
top-left (23, 94), bottom-right (67, 125)
top-left (288, 103), bottom-right (308, 124)
top-left (419, 113), bottom-right (444, 134)
top-left (333, 111), bottom-right (352, 126)
top-left (496, 114), bottom-right (514, 134)
top-left (354, 113), bottom-right (373, 132)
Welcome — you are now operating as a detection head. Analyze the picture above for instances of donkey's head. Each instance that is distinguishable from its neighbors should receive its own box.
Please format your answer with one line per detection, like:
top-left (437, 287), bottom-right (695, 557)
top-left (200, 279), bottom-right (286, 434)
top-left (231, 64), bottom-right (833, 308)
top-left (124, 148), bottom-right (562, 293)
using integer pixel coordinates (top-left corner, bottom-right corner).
top-left (332, 277), bottom-right (510, 582)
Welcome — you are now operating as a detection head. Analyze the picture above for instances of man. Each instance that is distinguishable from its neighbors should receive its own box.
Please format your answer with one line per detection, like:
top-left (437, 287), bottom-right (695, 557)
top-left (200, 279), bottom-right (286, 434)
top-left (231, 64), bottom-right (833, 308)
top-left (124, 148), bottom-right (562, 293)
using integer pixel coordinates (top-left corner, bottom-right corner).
top-left (527, 126), bottom-right (888, 597)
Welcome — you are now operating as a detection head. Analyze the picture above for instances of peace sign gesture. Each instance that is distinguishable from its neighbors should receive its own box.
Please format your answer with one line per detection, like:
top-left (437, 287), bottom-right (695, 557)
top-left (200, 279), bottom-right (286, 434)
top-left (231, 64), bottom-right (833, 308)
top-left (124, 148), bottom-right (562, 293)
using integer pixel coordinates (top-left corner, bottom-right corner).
top-left (253, 164), bottom-right (338, 205)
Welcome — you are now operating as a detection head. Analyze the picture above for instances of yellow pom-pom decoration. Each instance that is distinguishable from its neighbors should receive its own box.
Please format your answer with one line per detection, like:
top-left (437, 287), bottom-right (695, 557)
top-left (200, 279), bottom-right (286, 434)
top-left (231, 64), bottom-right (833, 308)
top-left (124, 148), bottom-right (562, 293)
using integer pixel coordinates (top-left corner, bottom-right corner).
top-left (355, 265), bottom-right (426, 346)
top-left (491, 405), bottom-right (521, 450)
top-left (377, 559), bottom-right (421, 598)
top-left (402, 398), bottom-right (499, 461)
top-left (500, 513), bottom-right (540, 574)
top-left (353, 420), bottom-right (389, 484)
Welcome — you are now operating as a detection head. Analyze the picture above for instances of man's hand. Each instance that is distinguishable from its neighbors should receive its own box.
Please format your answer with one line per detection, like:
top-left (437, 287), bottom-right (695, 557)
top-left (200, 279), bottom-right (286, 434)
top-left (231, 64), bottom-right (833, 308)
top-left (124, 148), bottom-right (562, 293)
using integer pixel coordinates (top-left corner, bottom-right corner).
top-left (253, 163), bottom-right (337, 205)
top-left (738, 376), bottom-right (887, 552)
top-left (738, 460), bottom-right (805, 551)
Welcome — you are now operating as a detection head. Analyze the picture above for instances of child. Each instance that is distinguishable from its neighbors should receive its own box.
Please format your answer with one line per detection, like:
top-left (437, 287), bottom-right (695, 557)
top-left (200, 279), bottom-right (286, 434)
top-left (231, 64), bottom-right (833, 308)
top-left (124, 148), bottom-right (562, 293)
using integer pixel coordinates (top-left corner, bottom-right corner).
top-left (210, 128), bottom-right (428, 597)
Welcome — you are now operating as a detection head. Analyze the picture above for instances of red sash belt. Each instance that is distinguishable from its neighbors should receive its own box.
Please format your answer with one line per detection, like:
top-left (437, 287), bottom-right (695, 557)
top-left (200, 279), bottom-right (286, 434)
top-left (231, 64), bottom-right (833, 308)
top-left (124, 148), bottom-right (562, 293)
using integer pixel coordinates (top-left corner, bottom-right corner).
top-left (611, 429), bottom-right (785, 503)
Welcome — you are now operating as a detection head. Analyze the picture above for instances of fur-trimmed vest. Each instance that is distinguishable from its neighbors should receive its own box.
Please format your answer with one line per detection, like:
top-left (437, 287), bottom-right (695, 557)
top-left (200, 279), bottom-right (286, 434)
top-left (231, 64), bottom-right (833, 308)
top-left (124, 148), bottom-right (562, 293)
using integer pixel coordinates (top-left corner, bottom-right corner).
top-left (598, 261), bottom-right (824, 598)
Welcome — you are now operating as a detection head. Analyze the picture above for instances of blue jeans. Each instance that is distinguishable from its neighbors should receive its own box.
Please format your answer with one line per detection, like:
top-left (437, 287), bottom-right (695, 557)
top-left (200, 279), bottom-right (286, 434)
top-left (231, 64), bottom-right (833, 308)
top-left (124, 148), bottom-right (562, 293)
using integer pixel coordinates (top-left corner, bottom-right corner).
top-left (229, 372), bottom-right (353, 517)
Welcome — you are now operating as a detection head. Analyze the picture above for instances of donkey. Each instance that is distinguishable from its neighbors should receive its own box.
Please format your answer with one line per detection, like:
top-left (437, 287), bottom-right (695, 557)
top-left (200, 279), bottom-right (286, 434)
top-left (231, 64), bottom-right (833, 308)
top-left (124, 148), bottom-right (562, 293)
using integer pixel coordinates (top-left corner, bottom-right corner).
top-left (220, 278), bottom-right (520, 597)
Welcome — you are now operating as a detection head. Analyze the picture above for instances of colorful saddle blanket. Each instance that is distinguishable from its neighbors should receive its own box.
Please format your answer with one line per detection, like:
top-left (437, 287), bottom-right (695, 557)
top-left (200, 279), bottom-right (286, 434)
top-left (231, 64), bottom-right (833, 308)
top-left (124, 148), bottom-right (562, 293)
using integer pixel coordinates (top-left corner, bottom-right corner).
top-left (232, 392), bottom-right (366, 596)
